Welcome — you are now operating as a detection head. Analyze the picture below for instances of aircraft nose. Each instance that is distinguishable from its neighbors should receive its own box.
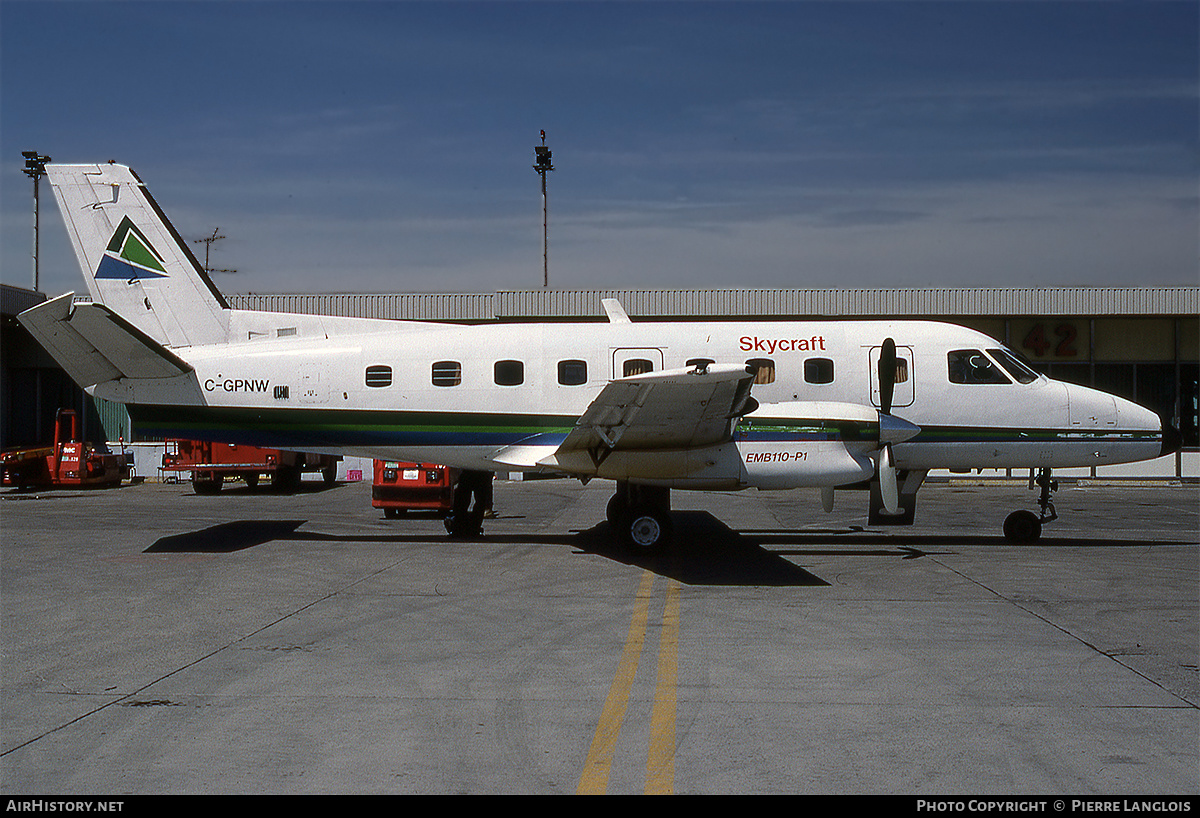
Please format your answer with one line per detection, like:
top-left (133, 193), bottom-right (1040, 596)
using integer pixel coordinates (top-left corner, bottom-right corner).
top-left (1110, 393), bottom-right (1180, 458)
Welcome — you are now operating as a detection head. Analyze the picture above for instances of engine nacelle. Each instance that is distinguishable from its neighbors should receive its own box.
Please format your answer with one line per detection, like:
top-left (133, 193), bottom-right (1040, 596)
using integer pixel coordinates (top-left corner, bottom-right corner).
top-left (733, 400), bottom-right (880, 490)
top-left (736, 439), bottom-right (874, 489)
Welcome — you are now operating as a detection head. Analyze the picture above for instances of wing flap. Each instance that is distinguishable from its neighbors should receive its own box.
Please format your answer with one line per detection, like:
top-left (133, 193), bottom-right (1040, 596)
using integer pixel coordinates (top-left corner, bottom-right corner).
top-left (558, 362), bottom-right (756, 455)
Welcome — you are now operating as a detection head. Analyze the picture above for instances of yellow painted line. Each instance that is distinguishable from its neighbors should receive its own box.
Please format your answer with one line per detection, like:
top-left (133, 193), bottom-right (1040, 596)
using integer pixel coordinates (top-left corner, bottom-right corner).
top-left (577, 570), bottom-right (656, 795)
top-left (645, 578), bottom-right (680, 794)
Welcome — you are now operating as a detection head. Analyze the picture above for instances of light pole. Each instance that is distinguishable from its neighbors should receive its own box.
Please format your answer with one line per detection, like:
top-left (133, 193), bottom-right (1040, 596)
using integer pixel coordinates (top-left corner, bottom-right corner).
top-left (533, 131), bottom-right (554, 288)
top-left (22, 151), bottom-right (51, 292)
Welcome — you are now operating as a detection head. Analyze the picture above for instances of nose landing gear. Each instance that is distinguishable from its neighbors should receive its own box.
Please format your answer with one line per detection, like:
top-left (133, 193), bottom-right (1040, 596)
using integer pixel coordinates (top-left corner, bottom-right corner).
top-left (1003, 468), bottom-right (1058, 543)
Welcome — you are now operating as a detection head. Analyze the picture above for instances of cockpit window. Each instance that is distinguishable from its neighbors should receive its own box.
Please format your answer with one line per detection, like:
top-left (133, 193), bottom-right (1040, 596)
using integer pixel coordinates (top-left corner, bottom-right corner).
top-left (948, 350), bottom-right (1011, 385)
top-left (988, 348), bottom-right (1039, 384)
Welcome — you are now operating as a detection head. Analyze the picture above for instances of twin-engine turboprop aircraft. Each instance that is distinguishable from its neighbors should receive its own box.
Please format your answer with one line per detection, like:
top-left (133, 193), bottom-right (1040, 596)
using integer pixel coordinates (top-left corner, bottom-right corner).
top-left (19, 162), bottom-right (1180, 546)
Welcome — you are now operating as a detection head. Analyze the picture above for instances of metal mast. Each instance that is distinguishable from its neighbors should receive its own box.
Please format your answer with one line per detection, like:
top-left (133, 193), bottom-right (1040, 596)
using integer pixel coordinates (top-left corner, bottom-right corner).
top-left (22, 151), bottom-right (51, 292)
top-left (533, 131), bottom-right (554, 288)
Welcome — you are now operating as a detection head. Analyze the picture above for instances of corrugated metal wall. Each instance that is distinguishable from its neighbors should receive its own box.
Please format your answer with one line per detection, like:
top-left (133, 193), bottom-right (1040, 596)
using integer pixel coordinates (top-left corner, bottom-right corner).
top-left (1, 283), bottom-right (46, 316)
top-left (228, 288), bottom-right (1200, 321)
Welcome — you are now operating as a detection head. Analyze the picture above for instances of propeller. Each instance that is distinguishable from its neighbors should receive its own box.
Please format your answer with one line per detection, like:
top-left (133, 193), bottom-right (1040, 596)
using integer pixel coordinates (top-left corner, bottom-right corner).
top-left (819, 337), bottom-right (919, 516)
top-left (879, 337), bottom-right (896, 416)
top-left (875, 337), bottom-right (918, 514)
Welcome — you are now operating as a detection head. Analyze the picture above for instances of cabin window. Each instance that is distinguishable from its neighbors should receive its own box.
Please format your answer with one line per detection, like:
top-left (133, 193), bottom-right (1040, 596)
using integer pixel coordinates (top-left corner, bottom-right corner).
top-left (623, 358), bottom-right (654, 377)
top-left (558, 360), bottom-right (587, 386)
top-left (745, 358), bottom-right (776, 385)
top-left (892, 359), bottom-right (909, 384)
top-left (365, 365), bottom-right (392, 388)
top-left (494, 360), bottom-right (525, 386)
top-left (804, 358), bottom-right (835, 384)
top-left (432, 361), bottom-right (462, 387)
top-left (948, 350), bottom-right (1010, 384)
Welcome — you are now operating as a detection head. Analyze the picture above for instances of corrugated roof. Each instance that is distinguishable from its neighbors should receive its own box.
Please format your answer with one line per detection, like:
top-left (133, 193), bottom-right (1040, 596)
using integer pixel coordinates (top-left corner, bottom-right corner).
top-left (227, 288), bottom-right (1199, 321)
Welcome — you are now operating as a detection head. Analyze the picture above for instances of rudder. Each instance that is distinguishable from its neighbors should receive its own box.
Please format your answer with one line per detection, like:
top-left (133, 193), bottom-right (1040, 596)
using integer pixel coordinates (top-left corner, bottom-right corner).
top-left (45, 163), bottom-right (229, 348)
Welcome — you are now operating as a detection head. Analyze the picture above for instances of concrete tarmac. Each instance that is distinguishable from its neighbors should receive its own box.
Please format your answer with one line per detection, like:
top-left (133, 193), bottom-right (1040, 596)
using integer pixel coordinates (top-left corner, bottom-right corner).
top-left (1, 477), bottom-right (1196, 795)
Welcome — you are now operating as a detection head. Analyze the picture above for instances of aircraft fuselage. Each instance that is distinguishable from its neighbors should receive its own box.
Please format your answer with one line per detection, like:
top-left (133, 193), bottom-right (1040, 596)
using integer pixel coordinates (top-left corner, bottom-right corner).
top-left (90, 313), bottom-right (1165, 489)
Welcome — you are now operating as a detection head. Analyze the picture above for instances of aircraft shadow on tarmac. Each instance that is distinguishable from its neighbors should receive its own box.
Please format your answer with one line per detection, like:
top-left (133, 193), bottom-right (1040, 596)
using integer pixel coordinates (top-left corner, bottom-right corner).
top-left (144, 514), bottom-right (829, 586)
top-left (571, 512), bottom-right (830, 586)
top-left (146, 520), bottom-right (309, 553)
top-left (143, 512), bottom-right (1194, 585)
top-left (140, 513), bottom-right (910, 587)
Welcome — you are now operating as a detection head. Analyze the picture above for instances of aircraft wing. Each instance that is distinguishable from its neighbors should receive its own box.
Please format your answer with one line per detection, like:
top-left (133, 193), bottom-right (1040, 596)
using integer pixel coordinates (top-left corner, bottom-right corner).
top-left (18, 293), bottom-right (194, 387)
top-left (559, 362), bottom-right (757, 455)
top-left (491, 362), bottom-right (757, 471)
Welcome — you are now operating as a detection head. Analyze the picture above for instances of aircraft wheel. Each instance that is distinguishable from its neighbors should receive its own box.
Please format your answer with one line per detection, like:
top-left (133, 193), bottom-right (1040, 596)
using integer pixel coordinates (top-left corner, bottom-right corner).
top-left (624, 504), bottom-right (673, 551)
top-left (1003, 510), bottom-right (1042, 544)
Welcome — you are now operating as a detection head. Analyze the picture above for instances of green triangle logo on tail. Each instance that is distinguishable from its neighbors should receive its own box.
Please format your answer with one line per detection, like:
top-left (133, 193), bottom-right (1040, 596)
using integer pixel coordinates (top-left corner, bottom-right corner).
top-left (96, 217), bottom-right (168, 279)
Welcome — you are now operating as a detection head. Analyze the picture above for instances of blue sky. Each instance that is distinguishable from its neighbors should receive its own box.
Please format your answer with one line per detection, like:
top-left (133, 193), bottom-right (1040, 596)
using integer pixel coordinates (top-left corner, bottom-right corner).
top-left (2, 1), bottom-right (1196, 297)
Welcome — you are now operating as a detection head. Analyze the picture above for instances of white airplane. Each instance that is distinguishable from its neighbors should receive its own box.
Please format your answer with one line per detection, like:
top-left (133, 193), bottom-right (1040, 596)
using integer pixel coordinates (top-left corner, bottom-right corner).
top-left (19, 162), bottom-right (1180, 546)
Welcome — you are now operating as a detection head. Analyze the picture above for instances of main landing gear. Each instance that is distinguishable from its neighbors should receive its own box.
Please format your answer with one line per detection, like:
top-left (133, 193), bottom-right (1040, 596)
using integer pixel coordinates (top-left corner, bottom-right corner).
top-left (1003, 468), bottom-right (1058, 544)
top-left (607, 482), bottom-right (674, 551)
top-left (444, 470), bottom-right (492, 538)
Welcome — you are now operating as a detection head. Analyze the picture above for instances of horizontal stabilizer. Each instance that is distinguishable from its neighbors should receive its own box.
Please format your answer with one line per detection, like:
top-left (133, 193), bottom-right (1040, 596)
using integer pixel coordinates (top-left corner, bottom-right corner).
top-left (18, 293), bottom-right (193, 388)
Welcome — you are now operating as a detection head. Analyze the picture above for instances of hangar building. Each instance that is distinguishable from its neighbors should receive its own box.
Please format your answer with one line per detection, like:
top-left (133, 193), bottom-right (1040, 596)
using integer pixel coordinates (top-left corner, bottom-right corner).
top-left (3, 285), bottom-right (1197, 480)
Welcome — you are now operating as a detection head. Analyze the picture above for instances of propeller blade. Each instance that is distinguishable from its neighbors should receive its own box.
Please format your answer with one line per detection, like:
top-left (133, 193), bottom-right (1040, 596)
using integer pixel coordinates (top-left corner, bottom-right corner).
top-left (821, 486), bottom-right (835, 513)
top-left (879, 444), bottom-right (899, 514)
top-left (878, 337), bottom-right (896, 416)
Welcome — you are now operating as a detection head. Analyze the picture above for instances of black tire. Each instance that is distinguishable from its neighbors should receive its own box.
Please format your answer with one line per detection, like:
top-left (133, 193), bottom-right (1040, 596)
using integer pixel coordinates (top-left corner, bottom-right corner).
top-left (274, 465), bottom-right (301, 494)
top-left (445, 509), bottom-right (484, 538)
top-left (1003, 510), bottom-right (1042, 544)
top-left (192, 476), bottom-right (222, 495)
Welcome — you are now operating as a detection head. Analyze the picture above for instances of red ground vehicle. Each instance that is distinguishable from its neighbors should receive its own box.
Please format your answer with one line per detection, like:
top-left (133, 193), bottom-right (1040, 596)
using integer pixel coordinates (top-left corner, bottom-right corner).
top-left (1, 409), bottom-right (130, 489)
top-left (161, 440), bottom-right (340, 494)
top-left (372, 460), bottom-right (457, 518)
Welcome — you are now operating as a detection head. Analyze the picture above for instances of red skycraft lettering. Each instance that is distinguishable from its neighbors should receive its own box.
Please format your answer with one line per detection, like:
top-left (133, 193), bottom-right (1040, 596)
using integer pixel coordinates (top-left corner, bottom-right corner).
top-left (739, 335), bottom-right (826, 354)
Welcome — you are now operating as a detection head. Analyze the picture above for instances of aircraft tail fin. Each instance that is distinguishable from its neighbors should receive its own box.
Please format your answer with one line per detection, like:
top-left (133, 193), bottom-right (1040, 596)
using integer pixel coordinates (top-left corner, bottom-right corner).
top-left (18, 293), bottom-right (194, 389)
top-left (44, 163), bottom-right (229, 348)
